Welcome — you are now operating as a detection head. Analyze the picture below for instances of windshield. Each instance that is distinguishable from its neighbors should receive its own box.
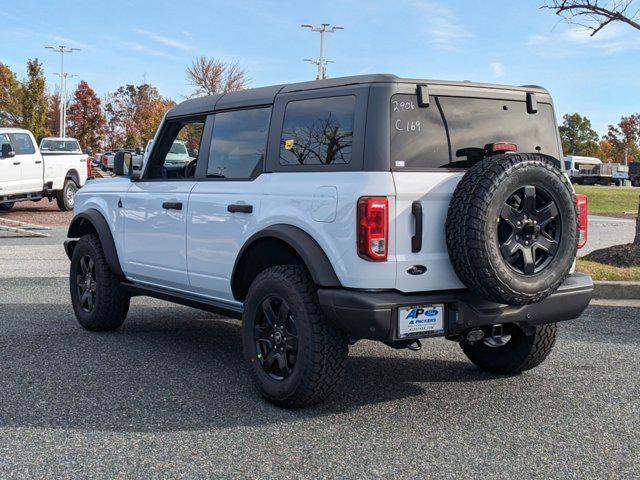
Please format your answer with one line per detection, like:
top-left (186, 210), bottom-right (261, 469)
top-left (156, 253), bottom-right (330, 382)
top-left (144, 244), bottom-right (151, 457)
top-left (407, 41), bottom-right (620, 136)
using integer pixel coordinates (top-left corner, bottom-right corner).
top-left (390, 94), bottom-right (560, 169)
top-left (169, 141), bottom-right (188, 155)
top-left (40, 139), bottom-right (81, 152)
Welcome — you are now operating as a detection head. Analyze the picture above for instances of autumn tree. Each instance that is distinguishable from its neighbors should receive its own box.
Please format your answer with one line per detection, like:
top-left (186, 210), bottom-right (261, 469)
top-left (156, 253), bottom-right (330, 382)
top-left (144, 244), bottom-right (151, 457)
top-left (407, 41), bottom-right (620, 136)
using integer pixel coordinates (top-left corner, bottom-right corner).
top-left (542, 1), bottom-right (640, 35)
top-left (67, 81), bottom-right (105, 151)
top-left (103, 83), bottom-right (174, 149)
top-left (20, 59), bottom-right (49, 140)
top-left (46, 89), bottom-right (61, 136)
top-left (559, 113), bottom-right (600, 157)
top-left (186, 56), bottom-right (247, 97)
top-left (605, 114), bottom-right (640, 163)
top-left (0, 63), bottom-right (23, 127)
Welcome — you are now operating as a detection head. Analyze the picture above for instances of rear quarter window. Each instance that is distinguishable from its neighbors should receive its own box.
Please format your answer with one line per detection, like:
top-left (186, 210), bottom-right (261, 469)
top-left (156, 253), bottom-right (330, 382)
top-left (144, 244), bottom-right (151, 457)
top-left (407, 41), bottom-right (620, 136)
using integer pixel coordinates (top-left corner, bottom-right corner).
top-left (279, 96), bottom-right (355, 166)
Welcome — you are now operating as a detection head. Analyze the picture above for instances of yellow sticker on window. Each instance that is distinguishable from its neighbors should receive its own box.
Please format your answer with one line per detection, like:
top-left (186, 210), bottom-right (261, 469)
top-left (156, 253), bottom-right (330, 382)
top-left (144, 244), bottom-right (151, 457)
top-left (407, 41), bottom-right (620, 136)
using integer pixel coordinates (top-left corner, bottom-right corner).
top-left (284, 139), bottom-right (295, 150)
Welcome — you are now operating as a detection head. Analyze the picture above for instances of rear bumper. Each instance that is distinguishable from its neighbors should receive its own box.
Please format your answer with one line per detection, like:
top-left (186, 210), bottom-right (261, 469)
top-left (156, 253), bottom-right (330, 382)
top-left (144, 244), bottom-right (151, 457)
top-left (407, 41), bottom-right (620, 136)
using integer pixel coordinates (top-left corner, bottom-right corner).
top-left (318, 274), bottom-right (593, 342)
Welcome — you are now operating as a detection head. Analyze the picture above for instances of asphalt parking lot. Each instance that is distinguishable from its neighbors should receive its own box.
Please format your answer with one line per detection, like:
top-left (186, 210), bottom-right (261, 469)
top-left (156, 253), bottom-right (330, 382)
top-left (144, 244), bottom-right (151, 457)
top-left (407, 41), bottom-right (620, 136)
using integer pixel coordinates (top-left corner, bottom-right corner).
top-left (1, 206), bottom-right (639, 478)
top-left (1, 275), bottom-right (639, 479)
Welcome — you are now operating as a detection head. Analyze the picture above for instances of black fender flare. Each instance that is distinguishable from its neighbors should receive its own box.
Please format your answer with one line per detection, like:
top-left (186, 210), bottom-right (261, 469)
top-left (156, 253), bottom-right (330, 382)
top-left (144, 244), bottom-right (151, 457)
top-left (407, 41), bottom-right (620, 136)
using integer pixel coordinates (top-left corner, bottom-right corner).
top-left (231, 224), bottom-right (342, 298)
top-left (65, 208), bottom-right (124, 276)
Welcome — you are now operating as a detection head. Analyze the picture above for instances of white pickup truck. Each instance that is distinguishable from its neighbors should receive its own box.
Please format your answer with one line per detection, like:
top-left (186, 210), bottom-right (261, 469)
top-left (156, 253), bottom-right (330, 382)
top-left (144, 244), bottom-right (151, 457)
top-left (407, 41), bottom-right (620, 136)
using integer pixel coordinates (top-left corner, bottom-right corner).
top-left (0, 129), bottom-right (90, 211)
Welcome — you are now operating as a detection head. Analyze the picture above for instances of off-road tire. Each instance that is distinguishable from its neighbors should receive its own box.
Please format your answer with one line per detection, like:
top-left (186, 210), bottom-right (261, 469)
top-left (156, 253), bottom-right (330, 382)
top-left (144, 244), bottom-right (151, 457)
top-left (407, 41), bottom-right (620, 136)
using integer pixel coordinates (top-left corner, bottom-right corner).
top-left (0, 202), bottom-right (14, 211)
top-left (446, 154), bottom-right (578, 306)
top-left (56, 179), bottom-right (78, 211)
top-left (242, 265), bottom-right (349, 408)
top-left (461, 323), bottom-right (557, 374)
top-left (70, 233), bottom-right (130, 331)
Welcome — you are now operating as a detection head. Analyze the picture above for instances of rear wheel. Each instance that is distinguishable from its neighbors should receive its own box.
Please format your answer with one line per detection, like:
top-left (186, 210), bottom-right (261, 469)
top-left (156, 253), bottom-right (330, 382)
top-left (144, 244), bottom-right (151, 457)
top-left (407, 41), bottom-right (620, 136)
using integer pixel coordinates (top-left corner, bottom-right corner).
top-left (0, 202), bottom-right (14, 211)
top-left (56, 179), bottom-right (78, 211)
top-left (242, 265), bottom-right (348, 408)
top-left (70, 234), bottom-right (130, 331)
top-left (461, 323), bottom-right (557, 374)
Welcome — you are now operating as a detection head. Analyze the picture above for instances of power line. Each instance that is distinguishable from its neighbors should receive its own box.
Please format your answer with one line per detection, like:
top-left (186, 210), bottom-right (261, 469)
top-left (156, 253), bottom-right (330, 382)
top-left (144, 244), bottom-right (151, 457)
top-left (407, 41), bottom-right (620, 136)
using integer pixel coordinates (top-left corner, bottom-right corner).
top-left (45, 45), bottom-right (80, 138)
top-left (301, 23), bottom-right (343, 80)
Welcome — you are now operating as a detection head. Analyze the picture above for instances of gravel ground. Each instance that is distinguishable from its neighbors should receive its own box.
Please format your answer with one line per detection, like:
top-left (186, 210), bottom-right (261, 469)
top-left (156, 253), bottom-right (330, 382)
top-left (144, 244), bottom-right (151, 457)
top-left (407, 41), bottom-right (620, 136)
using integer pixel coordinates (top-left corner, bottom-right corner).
top-left (0, 277), bottom-right (638, 479)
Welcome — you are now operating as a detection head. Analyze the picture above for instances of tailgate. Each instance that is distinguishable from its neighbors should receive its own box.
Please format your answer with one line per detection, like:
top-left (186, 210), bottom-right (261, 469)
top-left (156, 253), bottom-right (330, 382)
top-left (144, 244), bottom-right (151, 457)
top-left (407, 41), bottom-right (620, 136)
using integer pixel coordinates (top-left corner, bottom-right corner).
top-left (392, 171), bottom-right (466, 293)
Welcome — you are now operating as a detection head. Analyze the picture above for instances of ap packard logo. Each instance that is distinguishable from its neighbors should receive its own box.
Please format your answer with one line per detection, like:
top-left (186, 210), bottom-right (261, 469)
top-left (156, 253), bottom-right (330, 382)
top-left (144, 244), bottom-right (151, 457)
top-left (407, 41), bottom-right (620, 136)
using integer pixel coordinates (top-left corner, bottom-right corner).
top-left (405, 308), bottom-right (438, 320)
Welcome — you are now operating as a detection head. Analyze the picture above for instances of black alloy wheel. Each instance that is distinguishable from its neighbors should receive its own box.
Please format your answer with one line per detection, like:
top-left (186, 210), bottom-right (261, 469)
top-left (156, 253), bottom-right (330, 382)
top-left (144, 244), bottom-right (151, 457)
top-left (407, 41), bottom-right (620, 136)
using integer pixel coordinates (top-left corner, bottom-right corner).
top-left (498, 185), bottom-right (561, 275)
top-left (76, 254), bottom-right (97, 312)
top-left (254, 295), bottom-right (299, 380)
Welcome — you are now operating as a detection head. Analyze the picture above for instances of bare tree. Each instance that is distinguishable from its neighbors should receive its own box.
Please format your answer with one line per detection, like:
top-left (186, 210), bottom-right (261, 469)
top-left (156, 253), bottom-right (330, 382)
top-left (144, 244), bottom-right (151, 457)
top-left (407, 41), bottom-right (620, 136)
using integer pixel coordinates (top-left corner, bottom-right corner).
top-left (542, 1), bottom-right (640, 36)
top-left (186, 56), bottom-right (248, 97)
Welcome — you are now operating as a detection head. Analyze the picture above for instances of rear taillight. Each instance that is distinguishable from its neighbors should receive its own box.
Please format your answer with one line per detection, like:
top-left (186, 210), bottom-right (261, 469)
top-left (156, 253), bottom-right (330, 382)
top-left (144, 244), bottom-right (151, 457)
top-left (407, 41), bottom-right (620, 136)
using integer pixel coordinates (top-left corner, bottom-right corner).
top-left (86, 157), bottom-right (91, 177)
top-left (102, 155), bottom-right (108, 165)
top-left (357, 197), bottom-right (388, 261)
top-left (575, 194), bottom-right (588, 249)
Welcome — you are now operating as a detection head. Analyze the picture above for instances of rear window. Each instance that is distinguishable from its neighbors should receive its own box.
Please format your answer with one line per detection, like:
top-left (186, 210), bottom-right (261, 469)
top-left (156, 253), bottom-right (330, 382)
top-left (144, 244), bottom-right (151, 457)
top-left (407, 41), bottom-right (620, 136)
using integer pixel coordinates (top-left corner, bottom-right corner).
top-left (40, 139), bottom-right (81, 152)
top-left (390, 94), bottom-right (560, 170)
top-left (280, 96), bottom-right (355, 166)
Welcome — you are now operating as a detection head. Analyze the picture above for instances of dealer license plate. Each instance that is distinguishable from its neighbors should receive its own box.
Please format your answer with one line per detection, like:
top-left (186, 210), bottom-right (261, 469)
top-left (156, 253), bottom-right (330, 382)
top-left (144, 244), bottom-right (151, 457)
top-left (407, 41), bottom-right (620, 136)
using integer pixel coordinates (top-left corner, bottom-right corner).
top-left (398, 304), bottom-right (445, 338)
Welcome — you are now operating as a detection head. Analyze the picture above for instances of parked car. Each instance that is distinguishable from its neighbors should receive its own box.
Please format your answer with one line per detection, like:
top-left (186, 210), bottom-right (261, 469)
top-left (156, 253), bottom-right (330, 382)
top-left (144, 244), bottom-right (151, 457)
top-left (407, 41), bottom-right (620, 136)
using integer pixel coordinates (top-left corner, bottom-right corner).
top-left (1, 129), bottom-right (89, 211)
top-left (64, 74), bottom-right (593, 408)
top-left (629, 162), bottom-right (640, 187)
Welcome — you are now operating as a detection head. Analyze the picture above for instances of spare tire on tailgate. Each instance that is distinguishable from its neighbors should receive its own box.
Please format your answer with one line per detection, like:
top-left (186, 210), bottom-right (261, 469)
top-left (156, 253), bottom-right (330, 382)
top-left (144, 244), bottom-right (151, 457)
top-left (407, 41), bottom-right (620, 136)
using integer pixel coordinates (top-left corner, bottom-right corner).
top-left (445, 153), bottom-right (578, 306)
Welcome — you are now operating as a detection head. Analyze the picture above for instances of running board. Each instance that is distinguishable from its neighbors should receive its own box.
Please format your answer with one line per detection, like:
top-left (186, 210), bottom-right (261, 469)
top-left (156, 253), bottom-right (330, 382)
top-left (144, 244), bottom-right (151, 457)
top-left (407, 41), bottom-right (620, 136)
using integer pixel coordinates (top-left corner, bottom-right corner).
top-left (120, 281), bottom-right (243, 319)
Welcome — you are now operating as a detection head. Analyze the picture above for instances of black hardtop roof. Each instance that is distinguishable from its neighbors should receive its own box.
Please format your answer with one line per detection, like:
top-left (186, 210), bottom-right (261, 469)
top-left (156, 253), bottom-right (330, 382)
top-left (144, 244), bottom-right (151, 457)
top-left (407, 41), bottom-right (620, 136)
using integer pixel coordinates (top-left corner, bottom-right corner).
top-left (166, 74), bottom-right (549, 118)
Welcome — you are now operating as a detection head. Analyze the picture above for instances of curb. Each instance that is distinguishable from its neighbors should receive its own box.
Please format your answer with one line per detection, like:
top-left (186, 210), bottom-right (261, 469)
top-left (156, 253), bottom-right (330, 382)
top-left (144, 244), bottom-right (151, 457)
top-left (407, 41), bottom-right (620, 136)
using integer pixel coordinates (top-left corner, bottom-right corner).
top-left (593, 281), bottom-right (640, 300)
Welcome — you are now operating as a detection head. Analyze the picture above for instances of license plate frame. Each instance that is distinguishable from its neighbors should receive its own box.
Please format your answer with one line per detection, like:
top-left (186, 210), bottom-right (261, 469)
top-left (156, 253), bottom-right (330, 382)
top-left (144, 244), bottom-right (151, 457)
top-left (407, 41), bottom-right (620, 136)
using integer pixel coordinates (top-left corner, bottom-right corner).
top-left (397, 304), bottom-right (446, 338)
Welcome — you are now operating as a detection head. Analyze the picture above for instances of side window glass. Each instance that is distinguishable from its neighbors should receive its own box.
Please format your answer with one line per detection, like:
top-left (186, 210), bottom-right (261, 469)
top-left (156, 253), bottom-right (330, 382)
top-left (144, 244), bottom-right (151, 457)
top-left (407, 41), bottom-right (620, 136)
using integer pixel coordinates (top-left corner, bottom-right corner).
top-left (0, 134), bottom-right (10, 150)
top-left (207, 107), bottom-right (270, 179)
top-left (9, 133), bottom-right (36, 155)
top-left (145, 118), bottom-right (205, 180)
top-left (279, 96), bottom-right (355, 166)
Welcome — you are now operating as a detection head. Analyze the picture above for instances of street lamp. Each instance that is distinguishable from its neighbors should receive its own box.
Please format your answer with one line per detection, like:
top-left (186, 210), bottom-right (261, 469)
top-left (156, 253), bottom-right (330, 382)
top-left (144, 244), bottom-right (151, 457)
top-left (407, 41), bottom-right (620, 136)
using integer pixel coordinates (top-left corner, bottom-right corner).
top-left (301, 23), bottom-right (344, 80)
top-left (45, 45), bottom-right (80, 137)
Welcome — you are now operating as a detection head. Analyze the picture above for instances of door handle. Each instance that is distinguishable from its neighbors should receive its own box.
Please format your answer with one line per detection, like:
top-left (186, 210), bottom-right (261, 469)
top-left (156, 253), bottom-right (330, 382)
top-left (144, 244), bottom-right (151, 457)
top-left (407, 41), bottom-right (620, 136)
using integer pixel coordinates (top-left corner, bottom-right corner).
top-left (13, 161), bottom-right (20, 165)
top-left (227, 204), bottom-right (253, 214)
top-left (35, 160), bottom-right (42, 164)
top-left (162, 201), bottom-right (183, 210)
top-left (411, 201), bottom-right (423, 253)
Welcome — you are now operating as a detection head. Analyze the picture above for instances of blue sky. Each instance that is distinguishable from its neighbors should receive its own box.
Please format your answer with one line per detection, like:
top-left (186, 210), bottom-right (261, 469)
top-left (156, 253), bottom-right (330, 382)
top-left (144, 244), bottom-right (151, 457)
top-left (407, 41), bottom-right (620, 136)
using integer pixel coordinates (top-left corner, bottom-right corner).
top-left (2, 0), bottom-right (639, 135)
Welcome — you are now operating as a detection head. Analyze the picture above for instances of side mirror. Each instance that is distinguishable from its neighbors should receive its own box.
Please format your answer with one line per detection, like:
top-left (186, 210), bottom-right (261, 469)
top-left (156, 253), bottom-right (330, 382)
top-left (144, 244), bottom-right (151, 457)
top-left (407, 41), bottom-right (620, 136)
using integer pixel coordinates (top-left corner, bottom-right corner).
top-left (135, 147), bottom-right (142, 155)
top-left (114, 151), bottom-right (132, 176)
top-left (1, 143), bottom-right (15, 159)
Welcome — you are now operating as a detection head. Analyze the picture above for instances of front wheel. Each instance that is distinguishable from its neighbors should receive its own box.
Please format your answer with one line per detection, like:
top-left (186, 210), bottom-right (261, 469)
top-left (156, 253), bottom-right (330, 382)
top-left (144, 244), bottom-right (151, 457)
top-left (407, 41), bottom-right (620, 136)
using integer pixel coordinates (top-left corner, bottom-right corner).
top-left (242, 265), bottom-right (349, 408)
top-left (70, 234), bottom-right (130, 331)
top-left (0, 202), bottom-right (14, 211)
top-left (461, 323), bottom-right (557, 374)
top-left (56, 179), bottom-right (78, 211)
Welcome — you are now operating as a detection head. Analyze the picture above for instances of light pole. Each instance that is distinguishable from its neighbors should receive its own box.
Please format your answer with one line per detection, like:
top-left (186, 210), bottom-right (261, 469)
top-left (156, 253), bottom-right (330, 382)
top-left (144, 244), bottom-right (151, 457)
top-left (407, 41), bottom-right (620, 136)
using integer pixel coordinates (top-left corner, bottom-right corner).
top-left (54, 72), bottom-right (77, 138)
top-left (301, 23), bottom-right (343, 80)
top-left (45, 45), bottom-right (80, 137)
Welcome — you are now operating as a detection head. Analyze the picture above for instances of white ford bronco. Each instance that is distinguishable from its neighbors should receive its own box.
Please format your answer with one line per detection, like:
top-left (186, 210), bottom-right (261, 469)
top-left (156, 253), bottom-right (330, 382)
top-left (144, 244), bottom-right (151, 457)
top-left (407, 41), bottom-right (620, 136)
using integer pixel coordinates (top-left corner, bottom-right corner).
top-left (64, 75), bottom-right (593, 408)
top-left (0, 130), bottom-right (90, 211)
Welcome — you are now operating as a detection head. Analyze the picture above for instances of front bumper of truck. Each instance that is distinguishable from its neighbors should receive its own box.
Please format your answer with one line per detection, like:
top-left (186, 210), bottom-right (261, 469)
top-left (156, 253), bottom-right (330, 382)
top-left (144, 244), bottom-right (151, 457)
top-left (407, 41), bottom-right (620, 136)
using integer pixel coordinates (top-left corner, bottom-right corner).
top-left (318, 274), bottom-right (593, 342)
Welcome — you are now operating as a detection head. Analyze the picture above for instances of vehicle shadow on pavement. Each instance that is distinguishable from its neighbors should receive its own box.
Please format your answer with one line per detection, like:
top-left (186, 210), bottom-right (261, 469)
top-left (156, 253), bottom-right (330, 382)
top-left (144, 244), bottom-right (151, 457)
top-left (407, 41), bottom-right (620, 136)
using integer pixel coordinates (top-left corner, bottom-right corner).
top-left (0, 303), bottom-right (506, 433)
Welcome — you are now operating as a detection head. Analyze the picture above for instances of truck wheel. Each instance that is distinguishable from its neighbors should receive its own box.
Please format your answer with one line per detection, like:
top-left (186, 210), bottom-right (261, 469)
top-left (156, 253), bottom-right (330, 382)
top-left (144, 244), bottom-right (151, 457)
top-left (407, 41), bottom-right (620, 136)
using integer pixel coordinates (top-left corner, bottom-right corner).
top-left (56, 179), bottom-right (78, 211)
top-left (446, 154), bottom-right (578, 306)
top-left (461, 323), bottom-right (557, 374)
top-left (0, 202), bottom-right (14, 211)
top-left (70, 233), bottom-right (130, 331)
top-left (242, 265), bottom-right (349, 408)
